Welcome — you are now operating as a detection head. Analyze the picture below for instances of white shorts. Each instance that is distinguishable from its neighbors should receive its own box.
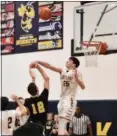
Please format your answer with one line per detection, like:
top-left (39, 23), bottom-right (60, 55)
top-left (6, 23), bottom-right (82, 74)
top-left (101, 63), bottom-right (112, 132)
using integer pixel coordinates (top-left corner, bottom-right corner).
top-left (57, 97), bottom-right (77, 121)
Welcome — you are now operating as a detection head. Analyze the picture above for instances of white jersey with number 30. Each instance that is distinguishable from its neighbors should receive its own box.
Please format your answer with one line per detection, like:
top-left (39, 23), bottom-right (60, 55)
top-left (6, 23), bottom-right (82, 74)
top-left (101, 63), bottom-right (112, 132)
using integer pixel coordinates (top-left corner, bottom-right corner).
top-left (60, 69), bottom-right (79, 98)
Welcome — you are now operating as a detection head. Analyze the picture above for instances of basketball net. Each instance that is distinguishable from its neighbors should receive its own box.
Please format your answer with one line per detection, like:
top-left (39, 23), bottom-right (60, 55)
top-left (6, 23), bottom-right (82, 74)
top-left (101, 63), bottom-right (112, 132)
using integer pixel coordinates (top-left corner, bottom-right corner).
top-left (81, 41), bottom-right (102, 67)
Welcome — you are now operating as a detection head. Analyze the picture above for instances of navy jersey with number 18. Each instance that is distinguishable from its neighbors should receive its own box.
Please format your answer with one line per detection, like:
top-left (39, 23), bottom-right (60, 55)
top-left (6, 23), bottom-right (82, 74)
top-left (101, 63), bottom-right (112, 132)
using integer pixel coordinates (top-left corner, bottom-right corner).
top-left (25, 88), bottom-right (49, 125)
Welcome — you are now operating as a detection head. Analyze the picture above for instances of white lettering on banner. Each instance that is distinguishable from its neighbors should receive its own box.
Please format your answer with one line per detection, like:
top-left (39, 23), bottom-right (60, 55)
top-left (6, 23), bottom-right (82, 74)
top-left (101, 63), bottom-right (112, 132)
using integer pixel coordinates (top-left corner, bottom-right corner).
top-left (2, 21), bottom-right (14, 29)
top-left (2, 1), bottom-right (12, 4)
top-left (39, 22), bottom-right (62, 32)
top-left (39, 2), bottom-right (53, 6)
top-left (39, 16), bottom-right (61, 22)
top-left (2, 33), bottom-right (5, 37)
top-left (39, 32), bottom-right (61, 40)
top-left (2, 33), bottom-right (12, 37)
top-left (52, 4), bottom-right (62, 12)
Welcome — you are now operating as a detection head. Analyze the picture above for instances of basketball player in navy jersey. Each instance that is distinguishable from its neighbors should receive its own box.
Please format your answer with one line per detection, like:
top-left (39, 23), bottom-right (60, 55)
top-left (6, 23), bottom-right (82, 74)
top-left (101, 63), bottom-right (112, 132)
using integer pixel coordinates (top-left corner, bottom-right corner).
top-left (30, 57), bottom-right (85, 135)
top-left (25, 62), bottom-right (49, 126)
top-left (12, 63), bottom-right (49, 136)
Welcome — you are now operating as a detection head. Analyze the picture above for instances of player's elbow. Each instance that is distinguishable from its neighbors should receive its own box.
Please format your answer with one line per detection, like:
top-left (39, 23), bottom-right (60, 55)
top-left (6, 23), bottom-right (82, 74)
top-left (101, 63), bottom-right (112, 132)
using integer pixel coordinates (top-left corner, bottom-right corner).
top-left (45, 76), bottom-right (50, 82)
top-left (81, 84), bottom-right (85, 90)
top-left (45, 63), bottom-right (51, 68)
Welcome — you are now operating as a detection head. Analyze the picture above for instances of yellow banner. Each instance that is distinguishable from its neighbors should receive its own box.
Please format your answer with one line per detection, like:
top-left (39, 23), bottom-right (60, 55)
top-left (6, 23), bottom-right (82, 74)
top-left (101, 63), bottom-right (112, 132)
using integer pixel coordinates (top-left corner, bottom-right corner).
top-left (16, 38), bottom-right (37, 46)
top-left (38, 40), bottom-right (62, 50)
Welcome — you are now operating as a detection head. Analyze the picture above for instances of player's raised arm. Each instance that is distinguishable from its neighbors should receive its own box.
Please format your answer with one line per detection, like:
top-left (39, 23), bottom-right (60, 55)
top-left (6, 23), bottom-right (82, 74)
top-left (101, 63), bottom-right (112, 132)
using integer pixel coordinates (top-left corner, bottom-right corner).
top-left (11, 95), bottom-right (28, 116)
top-left (29, 69), bottom-right (36, 83)
top-left (29, 62), bottom-right (37, 82)
top-left (37, 61), bottom-right (62, 74)
top-left (35, 62), bottom-right (49, 90)
top-left (75, 71), bottom-right (85, 90)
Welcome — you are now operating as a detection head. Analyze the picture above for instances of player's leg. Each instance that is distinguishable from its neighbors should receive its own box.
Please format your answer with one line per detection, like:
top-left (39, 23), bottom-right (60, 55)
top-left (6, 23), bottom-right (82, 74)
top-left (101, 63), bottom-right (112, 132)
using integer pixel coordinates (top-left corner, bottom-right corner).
top-left (57, 99), bottom-right (74, 135)
top-left (57, 100), bottom-right (66, 135)
top-left (58, 117), bottom-right (69, 135)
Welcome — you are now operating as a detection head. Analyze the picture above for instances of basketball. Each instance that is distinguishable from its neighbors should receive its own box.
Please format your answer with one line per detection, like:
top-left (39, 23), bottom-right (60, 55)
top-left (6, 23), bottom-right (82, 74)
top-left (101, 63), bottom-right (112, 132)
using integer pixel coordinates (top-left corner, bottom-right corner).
top-left (39, 7), bottom-right (52, 20)
top-left (100, 43), bottom-right (108, 54)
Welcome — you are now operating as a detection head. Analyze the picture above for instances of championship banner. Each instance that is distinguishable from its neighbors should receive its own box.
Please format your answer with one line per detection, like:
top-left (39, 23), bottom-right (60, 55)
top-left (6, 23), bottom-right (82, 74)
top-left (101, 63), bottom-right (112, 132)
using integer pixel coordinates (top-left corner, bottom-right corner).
top-left (38, 1), bottom-right (63, 50)
top-left (15, 1), bottom-right (38, 53)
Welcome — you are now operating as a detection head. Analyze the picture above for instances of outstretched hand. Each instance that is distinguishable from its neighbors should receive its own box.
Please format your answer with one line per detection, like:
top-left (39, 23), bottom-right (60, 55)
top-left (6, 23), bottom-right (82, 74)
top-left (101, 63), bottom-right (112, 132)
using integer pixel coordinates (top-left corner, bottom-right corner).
top-left (29, 61), bottom-right (38, 69)
top-left (11, 94), bottom-right (18, 101)
top-left (74, 69), bottom-right (85, 89)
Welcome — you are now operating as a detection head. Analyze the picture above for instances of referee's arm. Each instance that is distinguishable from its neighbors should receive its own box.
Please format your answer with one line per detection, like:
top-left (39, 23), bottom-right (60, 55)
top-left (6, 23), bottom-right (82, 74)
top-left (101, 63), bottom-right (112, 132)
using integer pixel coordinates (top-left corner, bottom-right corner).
top-left (86, 116), bottom-right (93, 136)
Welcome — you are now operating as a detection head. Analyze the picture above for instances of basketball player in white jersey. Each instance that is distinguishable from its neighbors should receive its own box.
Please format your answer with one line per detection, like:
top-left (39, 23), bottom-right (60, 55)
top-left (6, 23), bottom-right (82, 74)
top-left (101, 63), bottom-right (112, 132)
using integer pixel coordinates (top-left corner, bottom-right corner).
top-left (1, 96), bottom-right (28, 135)
top-left (30, 56), bottom-right (85, 135)
top-left (14, 97), bottom-right (29, 130)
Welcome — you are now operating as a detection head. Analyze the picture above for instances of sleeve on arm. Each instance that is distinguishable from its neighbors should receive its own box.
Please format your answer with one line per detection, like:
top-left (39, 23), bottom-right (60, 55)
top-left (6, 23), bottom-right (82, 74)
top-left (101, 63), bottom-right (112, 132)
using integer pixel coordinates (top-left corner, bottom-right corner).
top-left (86, 116), bottom-right (91, 125)
top-left (40, 88), bottom-right (49, 100)
top-left (24, 98), bottom-right (28, 107)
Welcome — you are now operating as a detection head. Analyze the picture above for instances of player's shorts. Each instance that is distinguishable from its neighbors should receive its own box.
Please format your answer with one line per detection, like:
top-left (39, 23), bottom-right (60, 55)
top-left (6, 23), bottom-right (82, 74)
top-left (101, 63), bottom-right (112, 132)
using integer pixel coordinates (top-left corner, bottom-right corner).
top-left (13, 122), bottom-right (44, 136)
top-left (57, 97), bottom-right (77, 121)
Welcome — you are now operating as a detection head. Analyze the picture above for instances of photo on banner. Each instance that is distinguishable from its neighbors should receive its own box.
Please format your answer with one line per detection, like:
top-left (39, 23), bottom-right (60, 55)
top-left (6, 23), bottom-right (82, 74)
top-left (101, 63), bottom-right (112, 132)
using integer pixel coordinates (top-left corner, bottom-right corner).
top-left (38, 1), bottom-right (63, 51)
top-left (1, 1), bottom-right (15, 54)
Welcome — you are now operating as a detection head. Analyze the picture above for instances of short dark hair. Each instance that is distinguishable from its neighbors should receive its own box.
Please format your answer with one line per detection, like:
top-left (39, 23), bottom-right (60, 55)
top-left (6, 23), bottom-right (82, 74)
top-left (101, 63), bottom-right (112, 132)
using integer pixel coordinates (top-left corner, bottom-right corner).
top-left (1, 96), bottom-right (9, 111)
top-left (69, 56), bottom-right (80, 68)
top-left (18, 97), bottom-right (24, 101)
top-left (27, 82), bottom-right (38, 96)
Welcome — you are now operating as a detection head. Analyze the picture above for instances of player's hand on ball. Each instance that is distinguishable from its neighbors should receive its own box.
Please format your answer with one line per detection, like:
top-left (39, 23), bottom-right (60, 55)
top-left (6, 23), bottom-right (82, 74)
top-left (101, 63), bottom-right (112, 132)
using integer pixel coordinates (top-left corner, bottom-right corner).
top-left (29, 61), bottom-right (38, 68)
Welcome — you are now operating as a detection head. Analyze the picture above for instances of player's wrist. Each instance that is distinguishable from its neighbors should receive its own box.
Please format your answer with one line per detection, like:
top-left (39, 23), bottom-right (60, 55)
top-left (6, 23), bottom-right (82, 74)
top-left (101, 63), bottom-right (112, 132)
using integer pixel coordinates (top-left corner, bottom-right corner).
top-left (34, 62), bottom-right (38, 68)
top-left (32, 78), bottom-right (35, 83)
top-left (75, 76), bottom-right (80, 83)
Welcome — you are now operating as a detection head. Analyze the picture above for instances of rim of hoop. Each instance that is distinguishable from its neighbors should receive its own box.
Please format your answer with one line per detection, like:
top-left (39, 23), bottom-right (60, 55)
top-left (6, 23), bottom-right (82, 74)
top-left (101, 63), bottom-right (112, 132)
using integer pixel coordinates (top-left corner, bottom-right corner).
top-left (81, 41), bottom-right (103, 47)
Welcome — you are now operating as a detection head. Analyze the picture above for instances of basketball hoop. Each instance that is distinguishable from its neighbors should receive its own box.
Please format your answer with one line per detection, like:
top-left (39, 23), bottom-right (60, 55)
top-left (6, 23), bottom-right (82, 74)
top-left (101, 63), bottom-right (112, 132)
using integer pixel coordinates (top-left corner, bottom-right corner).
top-left (81, 41), bottom-right (105, 67)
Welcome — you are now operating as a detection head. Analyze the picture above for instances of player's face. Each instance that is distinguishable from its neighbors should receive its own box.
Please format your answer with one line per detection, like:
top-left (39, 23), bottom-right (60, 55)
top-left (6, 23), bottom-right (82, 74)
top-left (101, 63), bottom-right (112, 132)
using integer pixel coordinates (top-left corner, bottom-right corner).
top-left (54, 115), bottom-right (59, 122)
top-left (66, 59), bottom-right (75, 69)
top-left (47, 114), bottom-right (53, 121)
top-left (76, 107), bottom-right (81, 115)
top-left (19, 98), bottom-right (25, 105)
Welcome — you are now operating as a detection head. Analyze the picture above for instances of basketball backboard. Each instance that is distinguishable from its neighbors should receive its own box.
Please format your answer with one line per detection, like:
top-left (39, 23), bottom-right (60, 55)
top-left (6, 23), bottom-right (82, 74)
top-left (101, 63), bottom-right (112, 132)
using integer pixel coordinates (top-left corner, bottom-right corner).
top-left (71, 2), bottom-right (117, 56)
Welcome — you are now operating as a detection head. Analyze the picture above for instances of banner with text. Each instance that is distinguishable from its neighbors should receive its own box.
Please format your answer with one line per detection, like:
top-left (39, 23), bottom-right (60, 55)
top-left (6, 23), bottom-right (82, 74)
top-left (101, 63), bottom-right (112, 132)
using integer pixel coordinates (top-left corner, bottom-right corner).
top-left (15, 1), bottom-right (38, 53)
top-left (1, 1), bottom-right (63, 55)
top-left (38, 1), bottom-right (63, 50)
